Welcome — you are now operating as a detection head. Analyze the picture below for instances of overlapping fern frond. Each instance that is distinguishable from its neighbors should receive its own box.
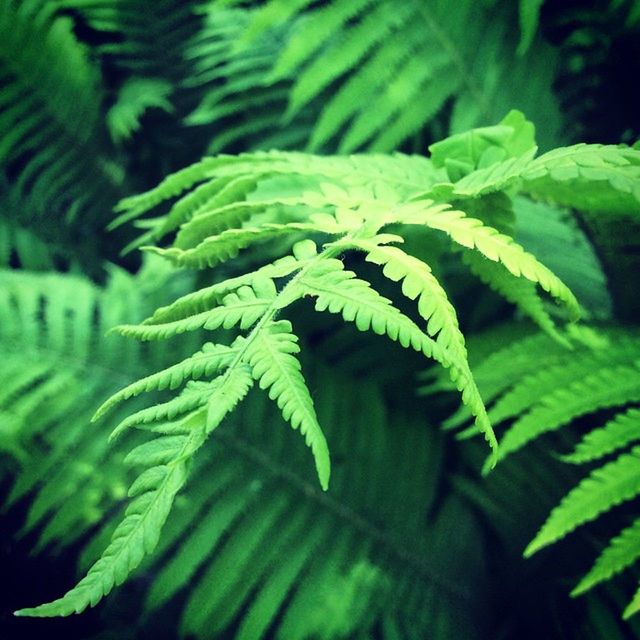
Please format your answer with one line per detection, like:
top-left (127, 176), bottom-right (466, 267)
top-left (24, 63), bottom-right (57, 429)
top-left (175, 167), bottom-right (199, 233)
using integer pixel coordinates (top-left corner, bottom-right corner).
top-left (442, 323), bottom-right (640, 618)
top-left (195, 0), bottom-right (562, 152)
top-left (1, 259), bottom-right (489, 637)
top-left (13, 341), bottom-right (491, 638)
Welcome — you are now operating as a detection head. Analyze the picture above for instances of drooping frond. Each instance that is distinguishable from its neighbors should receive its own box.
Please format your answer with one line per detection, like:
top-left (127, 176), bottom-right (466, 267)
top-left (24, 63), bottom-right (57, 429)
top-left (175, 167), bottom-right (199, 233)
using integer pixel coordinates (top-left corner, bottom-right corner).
top-left (16, 420), bottom-right (209, 617)
top-left (396, 201), bottom-right (580, 319)
top-left (244, 319), bottom-right (330, 489)
top-left (296, 245), bottom-right (497, 455)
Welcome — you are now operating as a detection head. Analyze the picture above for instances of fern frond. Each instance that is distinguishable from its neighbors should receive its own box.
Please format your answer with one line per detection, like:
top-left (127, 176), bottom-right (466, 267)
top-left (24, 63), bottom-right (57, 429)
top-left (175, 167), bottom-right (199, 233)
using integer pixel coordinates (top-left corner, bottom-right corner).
top-left (99, 132), bottom-right (598, 503)
top-left (244, 320), bottom-right (330, 489)
top-left (563, 408), bottom-right (640, 465)
top-left (522, 144), bottom-right (640, 215)
top-left (525, 446), bottom-right (640, 557)
top-left (223, 0), bottom-right (562, 151)
top-left (398, 202), bottom-right (581, 319)
top-left (573, 518), bottom-right (640, 596)
top-left (459, 324), bottom-right (640, 616)
top-left (496, 361), bottom-right (640, 463)
top-left (294, 257), bottom-right (497, 457)
top-left (17, 114), bottom-right (616, 622)
top-left (15, 418), bottom-right (208, 617)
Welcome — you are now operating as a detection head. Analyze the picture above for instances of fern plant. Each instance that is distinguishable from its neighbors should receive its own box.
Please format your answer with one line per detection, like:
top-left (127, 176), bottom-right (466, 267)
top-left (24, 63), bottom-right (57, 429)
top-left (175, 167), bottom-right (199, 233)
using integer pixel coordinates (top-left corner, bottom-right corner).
top-left (14, 111), bottom-right (640, 620)
top-left (2, 2), bottom-right (639, 634)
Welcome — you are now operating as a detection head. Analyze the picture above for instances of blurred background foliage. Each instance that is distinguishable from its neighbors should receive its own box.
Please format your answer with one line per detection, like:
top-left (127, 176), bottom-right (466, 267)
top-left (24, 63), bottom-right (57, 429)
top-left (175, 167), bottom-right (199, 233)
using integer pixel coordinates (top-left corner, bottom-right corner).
top-left (0, 0), bottom-right (639, 638)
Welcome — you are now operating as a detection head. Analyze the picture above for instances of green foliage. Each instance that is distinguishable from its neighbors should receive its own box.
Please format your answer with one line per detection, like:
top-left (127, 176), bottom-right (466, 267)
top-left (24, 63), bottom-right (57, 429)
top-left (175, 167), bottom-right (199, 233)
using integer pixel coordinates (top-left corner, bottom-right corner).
top-left (17, 111), bottom-right (640, 622)
top-left (4, 266), bottom-right (489, 635)
top-left (189, 0), bottom-right (562, 152)
top-left (1, 2), bottom-right (639, 637)
top-left (0, 257), bottom-right (196, 547)
top-left (444, 324), bottom-right (640, 618)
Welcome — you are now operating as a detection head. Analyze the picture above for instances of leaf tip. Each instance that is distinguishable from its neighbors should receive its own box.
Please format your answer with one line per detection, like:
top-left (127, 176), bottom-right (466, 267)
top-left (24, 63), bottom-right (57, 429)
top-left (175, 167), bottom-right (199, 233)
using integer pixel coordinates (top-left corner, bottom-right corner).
top-left (523, 540), bottom-right (540, 558)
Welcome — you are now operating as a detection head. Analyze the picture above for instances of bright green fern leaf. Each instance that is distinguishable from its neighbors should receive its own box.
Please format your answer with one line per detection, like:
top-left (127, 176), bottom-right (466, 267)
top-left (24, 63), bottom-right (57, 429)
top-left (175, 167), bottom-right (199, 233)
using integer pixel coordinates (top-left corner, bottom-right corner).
top-left (573, 518), bottom-right (640, 596)
top-left (525, 446), bottom-right (640, 557)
